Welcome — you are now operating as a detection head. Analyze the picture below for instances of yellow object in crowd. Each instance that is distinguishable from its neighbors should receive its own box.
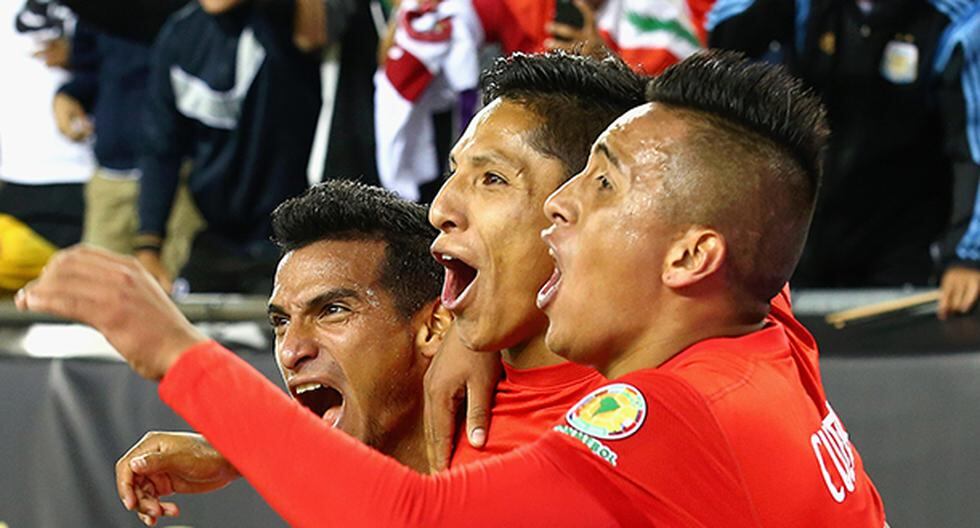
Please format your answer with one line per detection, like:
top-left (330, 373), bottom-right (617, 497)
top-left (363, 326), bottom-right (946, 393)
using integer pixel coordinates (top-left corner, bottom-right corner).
top-left (0, 213), bottom-right (57, 291)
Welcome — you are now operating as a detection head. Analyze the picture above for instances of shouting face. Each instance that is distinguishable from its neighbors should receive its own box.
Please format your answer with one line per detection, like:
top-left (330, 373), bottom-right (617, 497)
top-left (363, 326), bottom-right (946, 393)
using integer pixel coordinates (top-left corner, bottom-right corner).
top-left (267, 239), bottom-right (429, 449)
top-left (540, 103), bottom-right (685, 373)
top-left (429, 99), bottom-right (568, 351)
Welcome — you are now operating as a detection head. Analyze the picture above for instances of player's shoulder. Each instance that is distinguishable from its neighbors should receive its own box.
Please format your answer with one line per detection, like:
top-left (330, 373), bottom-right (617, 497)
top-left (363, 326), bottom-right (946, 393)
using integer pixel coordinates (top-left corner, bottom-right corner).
top-left (661, 339), bottom-right (768, 408)
top-left (551, 371), bottom-right (730, 467)
top-left (564, 371), bottom-right (717, 433)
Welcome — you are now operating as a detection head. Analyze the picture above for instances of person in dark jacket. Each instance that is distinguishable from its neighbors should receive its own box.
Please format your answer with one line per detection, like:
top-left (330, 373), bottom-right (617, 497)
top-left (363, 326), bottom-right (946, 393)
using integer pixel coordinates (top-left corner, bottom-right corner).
top-left (709, 0), bottom-right (980, 317)
top-left (135, 0), bottom-right (356, 294)
top-left (55, 22), bottom-right (203, 276)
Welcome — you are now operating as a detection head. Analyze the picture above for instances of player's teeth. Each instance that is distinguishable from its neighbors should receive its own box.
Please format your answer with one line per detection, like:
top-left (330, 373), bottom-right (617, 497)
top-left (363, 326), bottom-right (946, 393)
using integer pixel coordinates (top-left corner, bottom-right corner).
top-left (296, 382), bottom-right (323, 394)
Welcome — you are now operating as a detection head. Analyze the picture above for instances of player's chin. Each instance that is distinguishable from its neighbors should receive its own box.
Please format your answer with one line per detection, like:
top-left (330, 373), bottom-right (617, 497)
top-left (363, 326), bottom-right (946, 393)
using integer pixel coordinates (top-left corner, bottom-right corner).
top-left (450, 312), bottom-right (493, 352)
top-left (543, 323), bottom-right (573, 361)
top-left (452, 308), bottom-right (507, 352)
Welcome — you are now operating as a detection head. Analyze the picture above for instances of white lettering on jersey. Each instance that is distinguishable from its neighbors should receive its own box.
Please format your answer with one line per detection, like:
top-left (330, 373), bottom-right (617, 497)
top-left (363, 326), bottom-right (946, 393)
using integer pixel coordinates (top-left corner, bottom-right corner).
top-left (810, 402), bottom-right (856, 503)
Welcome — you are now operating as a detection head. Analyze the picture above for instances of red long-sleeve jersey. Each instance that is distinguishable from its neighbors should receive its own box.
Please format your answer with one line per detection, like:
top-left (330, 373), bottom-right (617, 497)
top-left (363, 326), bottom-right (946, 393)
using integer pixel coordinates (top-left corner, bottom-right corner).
top-left (159, 289), bottom-right (885, 527)
top-left (450, 360), bottom-right (606, 466)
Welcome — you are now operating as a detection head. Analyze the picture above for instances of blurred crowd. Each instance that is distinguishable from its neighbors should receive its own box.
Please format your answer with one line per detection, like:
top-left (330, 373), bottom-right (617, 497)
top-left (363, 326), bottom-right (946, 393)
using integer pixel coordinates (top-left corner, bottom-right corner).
top-left (1, 0), bottom-right (978, 313)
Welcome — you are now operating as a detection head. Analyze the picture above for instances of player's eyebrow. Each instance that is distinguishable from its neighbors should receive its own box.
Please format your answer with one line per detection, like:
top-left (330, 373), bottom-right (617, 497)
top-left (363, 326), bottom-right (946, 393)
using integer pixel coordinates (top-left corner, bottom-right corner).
top-left (595, 142), bottom-right (622, 172)
top-left (268, 288), bottom-right (360, 316)
top-left (459, 148), bottom-right (522, 169)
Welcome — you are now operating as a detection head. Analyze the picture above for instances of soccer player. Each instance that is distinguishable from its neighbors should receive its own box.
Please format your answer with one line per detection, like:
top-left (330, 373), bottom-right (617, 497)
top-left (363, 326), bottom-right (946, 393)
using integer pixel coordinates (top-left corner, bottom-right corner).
top-left (19, 51), bottom-right (887, 526)
top-left (114, 180), bottom-right (448, 523)
top-left (426, 51), bottom-right (649, 467)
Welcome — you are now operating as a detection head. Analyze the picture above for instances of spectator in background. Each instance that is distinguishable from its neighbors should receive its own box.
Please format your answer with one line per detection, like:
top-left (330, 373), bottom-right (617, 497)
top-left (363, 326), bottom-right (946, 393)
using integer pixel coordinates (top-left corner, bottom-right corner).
top-left (530, 0), bottom-right (713, 75)
top-left (54, 22), bottom-right (203, 277)
top-left (709, 0), bottom-right (980, 317)
top-left (136, 0), bottom-right (337, 295)
top-left (0, 0), bottom-right (91, 292)
top-left (375, 0), bottom-right (497, 202)
top-left (310, 1), bottom-right (385, 191)
top-left (375, 0), bottom-right (711, 201)
top-left (55, 0), bottom-right (389, 210)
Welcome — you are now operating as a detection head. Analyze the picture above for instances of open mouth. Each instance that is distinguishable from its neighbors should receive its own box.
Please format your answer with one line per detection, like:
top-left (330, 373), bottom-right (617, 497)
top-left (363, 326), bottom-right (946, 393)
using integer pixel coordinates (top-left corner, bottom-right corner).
top-left (536, 248), bottom-right (563, 310)
top-left (435, 253), bottom-right (478, 311)
top-left (293, 382), bottom-right (345, 427)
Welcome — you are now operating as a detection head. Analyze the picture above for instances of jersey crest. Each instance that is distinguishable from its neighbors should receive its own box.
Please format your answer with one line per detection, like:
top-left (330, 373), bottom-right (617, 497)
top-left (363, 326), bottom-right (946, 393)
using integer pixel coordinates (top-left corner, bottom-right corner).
top-left (566, 383), bottom-right (647, 440)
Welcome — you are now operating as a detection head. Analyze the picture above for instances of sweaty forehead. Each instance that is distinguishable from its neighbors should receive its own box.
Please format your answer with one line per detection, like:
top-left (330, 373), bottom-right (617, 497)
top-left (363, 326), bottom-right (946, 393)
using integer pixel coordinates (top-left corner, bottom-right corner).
top-left (272, 240), bottom-right (388, 301)
top-left (602, 103), bottom-right (685, 179)
top-left (452, 100), bottom-right (549, 164)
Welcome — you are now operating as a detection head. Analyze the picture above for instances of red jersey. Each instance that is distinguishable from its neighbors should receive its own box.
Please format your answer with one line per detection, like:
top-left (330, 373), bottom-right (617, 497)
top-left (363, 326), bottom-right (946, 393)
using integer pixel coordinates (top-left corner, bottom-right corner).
top-left (160, 288), bottom-right (886, 527)
top-left (451, 360), bottom-right (607, 466)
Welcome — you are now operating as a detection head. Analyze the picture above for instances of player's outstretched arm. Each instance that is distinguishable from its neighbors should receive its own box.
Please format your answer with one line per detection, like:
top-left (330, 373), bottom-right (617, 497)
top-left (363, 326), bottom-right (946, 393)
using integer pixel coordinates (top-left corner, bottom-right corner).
top-left (161, 342), bottom-right (630, 527)
top-left (15, 246), bottom-right (617, 525)
top-left (117, 431), bottom-right (241, 526)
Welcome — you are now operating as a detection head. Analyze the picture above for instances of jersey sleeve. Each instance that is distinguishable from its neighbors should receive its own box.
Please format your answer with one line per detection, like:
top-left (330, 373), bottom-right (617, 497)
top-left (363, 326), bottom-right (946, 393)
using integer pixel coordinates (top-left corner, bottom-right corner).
top-left (159, 342), bottom-right (759, 527)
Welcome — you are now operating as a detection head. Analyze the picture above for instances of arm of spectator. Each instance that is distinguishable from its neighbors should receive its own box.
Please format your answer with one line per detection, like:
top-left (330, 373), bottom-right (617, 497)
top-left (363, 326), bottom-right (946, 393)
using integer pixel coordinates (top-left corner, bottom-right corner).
top-left (939, 264), bottom-right (980, 319)
top-left (32, 37), bottom-right (72, 68)
top-left (33, 37), bottom-right (71, 68)
top-left (54, 23), bottom-right (100, 141)
top-left (423, 323), bottom-right (500, 471)
top-left (935, 20), bottom-right (980, 318)
top-left (116, 431), bottom-right (241, 525)
top-left (258, 0), bottom-right (357, 52)
top-left (544, 0), bottom-right (606, 56)
top-left (52, 93), bottom-right (94, 142)
top-left (706, 0), bottom-right (794, 58)
top-left (199, 0), bottom-right (247, 15)
top-left (138, 26), bottom-right (190, 292)
top-left (292, 0), bottom-right (328, 52)
top-left (135, 239), bottom-right (175, 294)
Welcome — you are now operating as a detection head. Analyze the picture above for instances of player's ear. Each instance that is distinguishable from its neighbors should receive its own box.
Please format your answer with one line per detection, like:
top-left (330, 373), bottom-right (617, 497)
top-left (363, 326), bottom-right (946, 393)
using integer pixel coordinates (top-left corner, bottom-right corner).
top-left (662, 227), bottom-right (726, 289)
top-left (415, 301), bottom-right (453, 359)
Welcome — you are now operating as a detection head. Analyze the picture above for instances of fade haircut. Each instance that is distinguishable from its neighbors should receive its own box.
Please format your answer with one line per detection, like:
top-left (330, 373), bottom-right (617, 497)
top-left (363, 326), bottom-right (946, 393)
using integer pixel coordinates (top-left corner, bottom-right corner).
top-left (271, 180), bottom-right (442, 318)
top-left (481, 50), bottom-right (649, 179)
top-left (644, 50), bottom-right (829, 306)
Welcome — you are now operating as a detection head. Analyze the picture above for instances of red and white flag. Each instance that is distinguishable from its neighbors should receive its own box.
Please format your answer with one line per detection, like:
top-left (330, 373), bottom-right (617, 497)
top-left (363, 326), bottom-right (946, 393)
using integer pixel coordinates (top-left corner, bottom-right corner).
top-left (374, 0), bottom-right (484, 201)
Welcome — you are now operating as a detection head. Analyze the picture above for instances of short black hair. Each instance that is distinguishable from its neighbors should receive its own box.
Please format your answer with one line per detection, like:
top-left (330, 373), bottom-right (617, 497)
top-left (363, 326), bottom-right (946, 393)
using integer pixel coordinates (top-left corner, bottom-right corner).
top-left (644, 50), bottom-right (829, 306)
top-left (481, 50), bottom-right (649, 179)
top-left (646, 49), bottom-right (828, 191)
top-left (271, 180), bottom-right (442, 318)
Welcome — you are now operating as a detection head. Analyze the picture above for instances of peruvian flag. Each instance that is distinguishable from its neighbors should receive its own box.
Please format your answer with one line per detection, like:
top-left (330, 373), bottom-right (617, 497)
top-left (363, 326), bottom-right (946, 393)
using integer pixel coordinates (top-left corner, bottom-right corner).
top-left (373, 0), bottom-right (483, 201)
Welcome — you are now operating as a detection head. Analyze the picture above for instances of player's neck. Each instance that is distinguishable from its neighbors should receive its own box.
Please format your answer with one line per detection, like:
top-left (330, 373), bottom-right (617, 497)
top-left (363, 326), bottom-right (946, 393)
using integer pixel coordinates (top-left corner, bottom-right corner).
top-left (502, 332), bottom-right (566, 370)
top-left (602, 302), bottom-right (765, 379)
top-left (380, 410), bottom-right (430, 474)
